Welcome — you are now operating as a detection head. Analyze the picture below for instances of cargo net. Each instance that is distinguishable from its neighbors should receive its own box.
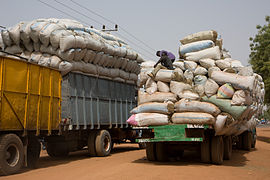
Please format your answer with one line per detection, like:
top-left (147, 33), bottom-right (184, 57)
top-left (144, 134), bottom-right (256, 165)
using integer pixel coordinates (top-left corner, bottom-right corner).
top-left (0, 18), bottom-right (144, 85)
top-left (128, 30), bottom-right (265, 136)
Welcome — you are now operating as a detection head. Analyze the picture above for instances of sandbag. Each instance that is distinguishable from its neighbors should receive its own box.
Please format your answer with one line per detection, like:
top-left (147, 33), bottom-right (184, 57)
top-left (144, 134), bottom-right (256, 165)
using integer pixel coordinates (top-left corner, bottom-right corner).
top-left (170, 81), bottom-right (192, 97)
top-left (127, 113), bottom-right (169, 127)
top-left (40, 23), bottom-right (64, 46)
top-left (179, 90), bottom-right (200, 100)
top-left (2, 30), bottom-right (13, 46)
top-left (57, 48), bottom-right (75, 62)
top-left (194, 66), bottom-right (207, 75)
top-left (145, 78), bottom-right (157, 95)
top-left (8, 22), bottom-right (24, 45)
top-left (180, 30), bottom-right (218, 45)
top-left (172, 112), bottom-right (215, 125)
top-left (194, 75), bottom-right (207, 85)
top-left (59, 61), bottom-right (73, 75)
top-left (50, 29), bottom-right (71, 48)
top-left (183, 70), bottom-right (193, 83)
top-left (83, 49), bottom-right (96, 63)
top-left (210, 71), bottom-right (255, 91)
top-left (130, 102), bottom-right (174, 114)
top-left (119, 70), bottom-right (129, 80)
top-left (214, 114), bottom-right (228, 135)
top-left (175, 99), bottom-right (221, 116)
top-left (50, 55), bottom-right (61, 68)
top-left (184, 61), bottom-right (197, 71)
top-left (215, 59), bottom-right (231, 70)
top-left (74, 48), bottom-right (87, 61)
top-left (179, 40), bottom-right (215, 57)
top-left (138, 68), bottom-right (153, 87)
top-left (230, 60), bottom-right (243, 68)
top-left (30, 21), bottom-right (48, 43)
top-left (208, 66), bottom-right (221, 77)
top-left (204, 78), bottom-right (220, 97)
top-left (141, 61), bottom-right (155, 68)
top-left (238, 66), bottom-right (253, 76)
top-left (231, 90), bottom-right (253, 106)
top-left (202, 95), bottom-right (247, 120)
top-left (157, 81), bottom-right (170, 92)
top-left (199, 58), bottom-right (216, 69)
top-left (138, 91), bottom-right (177, 105)
top-left (38, 55), bottom-right (51, 67)
top-left (5, 45), bottom-right (22, 54)
top-left (173, 61), bottom-right (185, 71)
top-left (216, 83), bottom-right (235, 99)
top-left (154, 69), bottom-right (175, 83)
top-left (185, 46), bottom-right (221, 62)
top-left (29, 52), bottom-right (42, 63)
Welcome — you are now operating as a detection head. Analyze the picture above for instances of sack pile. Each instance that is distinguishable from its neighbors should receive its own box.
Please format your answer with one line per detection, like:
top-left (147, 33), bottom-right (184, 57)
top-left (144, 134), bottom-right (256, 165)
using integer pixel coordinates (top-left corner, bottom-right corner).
top-left (128, 30), bottom-right (265, 136)
top-left (0, 18), bottom-right (144, 84)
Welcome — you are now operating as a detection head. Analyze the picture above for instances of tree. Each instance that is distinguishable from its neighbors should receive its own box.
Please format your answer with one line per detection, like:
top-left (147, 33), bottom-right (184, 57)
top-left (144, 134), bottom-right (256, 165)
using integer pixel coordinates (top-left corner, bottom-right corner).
top-left (249, 16), bottom-right (270, 103)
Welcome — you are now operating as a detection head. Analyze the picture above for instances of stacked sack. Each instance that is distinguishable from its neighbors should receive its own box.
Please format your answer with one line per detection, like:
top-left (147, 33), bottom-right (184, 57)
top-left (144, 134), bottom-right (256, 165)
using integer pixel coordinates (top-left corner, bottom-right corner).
top-left (0, 18), bottom-right (144, 85)
top-left (128, 30), bottom-right (265, 137)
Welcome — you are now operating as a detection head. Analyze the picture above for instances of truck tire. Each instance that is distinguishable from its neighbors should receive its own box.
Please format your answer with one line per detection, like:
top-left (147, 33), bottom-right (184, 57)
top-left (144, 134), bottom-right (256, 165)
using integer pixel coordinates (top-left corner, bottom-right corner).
top-left (251, 128), bottom-right (256, 148)
top-left (211, 136), bottom-right (224, 165)
top-left (201, 135), bottom-right (211, 163)
top-left (242, 131), bottom-right (252, 151)
top-left (46, 142), bottom-right (69, 158)
top-left (0, 134), bottom-right (24, 175)
top-left (87, 131), bottom-right (97, 156)
top-left (95, 130), bottom-right (112, 157)
top-left (223, 136), bottom-right (232, 160)
top-left (138, 142), bottom-right (146, 149)
top-left (146, 143), bottom-right (156, 161)
top-left (236, 134), bottom-right (243, 149)
top-left (27, 136), bottom-right (41, 168)
top-left (156, 142), bottom-right (168, 162)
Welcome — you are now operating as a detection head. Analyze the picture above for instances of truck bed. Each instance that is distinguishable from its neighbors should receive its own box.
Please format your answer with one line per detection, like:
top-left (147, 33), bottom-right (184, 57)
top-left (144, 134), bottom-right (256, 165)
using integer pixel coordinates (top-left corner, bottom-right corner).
top-left (61, 72), bottom-right (136, 130)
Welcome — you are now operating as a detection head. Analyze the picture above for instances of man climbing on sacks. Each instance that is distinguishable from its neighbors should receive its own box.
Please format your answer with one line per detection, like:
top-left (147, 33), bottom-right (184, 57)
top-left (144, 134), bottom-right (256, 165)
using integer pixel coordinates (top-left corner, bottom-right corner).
top-left (148, 50), bottom-right (175, 78)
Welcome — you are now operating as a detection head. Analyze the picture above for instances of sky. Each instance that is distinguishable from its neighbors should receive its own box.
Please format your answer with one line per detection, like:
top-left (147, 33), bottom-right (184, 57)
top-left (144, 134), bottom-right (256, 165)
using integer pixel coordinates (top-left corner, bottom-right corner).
top-left (0, 0), bottom-right (269, 65)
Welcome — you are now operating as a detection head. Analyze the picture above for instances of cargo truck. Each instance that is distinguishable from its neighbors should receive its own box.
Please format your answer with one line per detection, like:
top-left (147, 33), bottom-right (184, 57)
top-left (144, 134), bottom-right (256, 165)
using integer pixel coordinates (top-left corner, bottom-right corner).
top-left (0, 56), bottom-right (139, 175)
top-left (136, 124), bottom-right (256, 165)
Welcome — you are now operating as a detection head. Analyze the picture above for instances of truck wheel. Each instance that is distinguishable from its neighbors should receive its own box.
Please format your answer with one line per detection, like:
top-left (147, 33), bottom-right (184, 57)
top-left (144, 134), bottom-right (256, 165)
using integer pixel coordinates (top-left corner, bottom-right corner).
top-left (201, 135), bottom-right (211, 163)
top-left (251, 129), bottom-right (256, 148)
top-left (242, 131), bottom-right (252, 151)
top-left (95, 130), bottom-right (112, 157)
top-left (146, 143), bottom-right (156, 161)
top-left (211, 136), bottom-right (224, 165)
top-left (27, 137), bottom-right (41, 168)
top-left (138, 142), bottom-right (146, 149)
top-left (223, 136), bottom-right (232, 160)
top-left (0, 134), bottom-right (24, 175)
top-left (156, 142), bottom-right (168, 162)
top-left (87, 131), bottom-right (97, 156)
top-left (46, 142), bottom-right (69, 158)
top-left (236, 134), bottom-right (243, 149)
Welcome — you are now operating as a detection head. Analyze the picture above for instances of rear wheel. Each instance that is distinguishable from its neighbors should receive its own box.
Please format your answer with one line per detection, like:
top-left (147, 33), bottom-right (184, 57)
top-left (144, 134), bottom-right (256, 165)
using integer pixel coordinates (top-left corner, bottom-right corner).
top-left (138, 142), bottom-right (146, 149)
top-left (146, 143), bottom-right (156, 161)
top-left (155, 142), bottom-right (168, 162)
top-left (87, 131), bottom-right (97, 156)
top-left (242, 131), bottom-right (252, 151)
top-left (95, 130), bottom-right (112, 157)
top-left (223, 136), bottom-right (232, 160)
top-left (201, 135), bottom-right (211, 163)
top-left (251, 129), bottom-right (256, 148)
top-left (0, 134), bottom-right (24, 175)
top-left (211, 136), bottom-right (224, 165)
top-left (27, 136), bottom-right (41, 168)
top-left (46, 142), bottom-right (69, 158)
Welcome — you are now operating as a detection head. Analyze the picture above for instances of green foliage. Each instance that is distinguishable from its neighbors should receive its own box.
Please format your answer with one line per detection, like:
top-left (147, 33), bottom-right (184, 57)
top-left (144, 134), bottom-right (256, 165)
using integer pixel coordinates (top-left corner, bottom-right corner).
top-left (249, 16), bottom-right (270, 103)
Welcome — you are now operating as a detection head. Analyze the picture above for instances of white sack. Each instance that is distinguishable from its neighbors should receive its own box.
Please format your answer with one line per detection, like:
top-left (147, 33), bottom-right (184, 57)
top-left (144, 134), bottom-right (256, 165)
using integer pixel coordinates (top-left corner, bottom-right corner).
top-left (170, 81), bottom-right (192, 97)
top-left (130, 102), bottom-right (174, 114)
top-left (157, 81), bottom-right (170, 92)
top-left (138, 91), bottom-right (177, 105)
top-left (175, 99), bottom-right (221, 116)
top-left (194, 66), bottom-right (207, 75)
top-left (180, 30), bottom-right (218, 45)
top-left (210, 71), bottom-right (255, 91)
top-left (172, 112), bottom-right (215, 125)
top-left (215, 59), bottom-right (231, 70)
top-left (145, 78), bottom-right (158, 95)
top-left (204, 78), bottom-right (219, 97)
top-left (185, 46), bottom-right (221, 62)
top-left (127, 113), bottom-right (169, 127)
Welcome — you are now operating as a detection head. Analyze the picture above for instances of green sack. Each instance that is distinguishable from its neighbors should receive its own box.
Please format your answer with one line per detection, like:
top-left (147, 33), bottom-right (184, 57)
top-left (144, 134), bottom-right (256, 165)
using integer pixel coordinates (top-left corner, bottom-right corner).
top-left (202, 95), bottom-right (247, 120)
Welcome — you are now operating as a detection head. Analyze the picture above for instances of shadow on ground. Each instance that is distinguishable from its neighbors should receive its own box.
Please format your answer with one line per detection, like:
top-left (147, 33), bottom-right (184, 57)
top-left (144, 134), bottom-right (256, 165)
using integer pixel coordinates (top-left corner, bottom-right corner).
top-left (132, 147), bottom-right (255, 167)
top-left (257, 136), bottom-right (270, 143)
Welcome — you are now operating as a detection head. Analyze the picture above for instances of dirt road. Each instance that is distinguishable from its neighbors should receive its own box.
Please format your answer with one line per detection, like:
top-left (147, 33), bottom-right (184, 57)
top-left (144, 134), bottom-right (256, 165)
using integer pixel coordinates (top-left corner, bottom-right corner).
top-left (1, 127), bottom-right (270, 180)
